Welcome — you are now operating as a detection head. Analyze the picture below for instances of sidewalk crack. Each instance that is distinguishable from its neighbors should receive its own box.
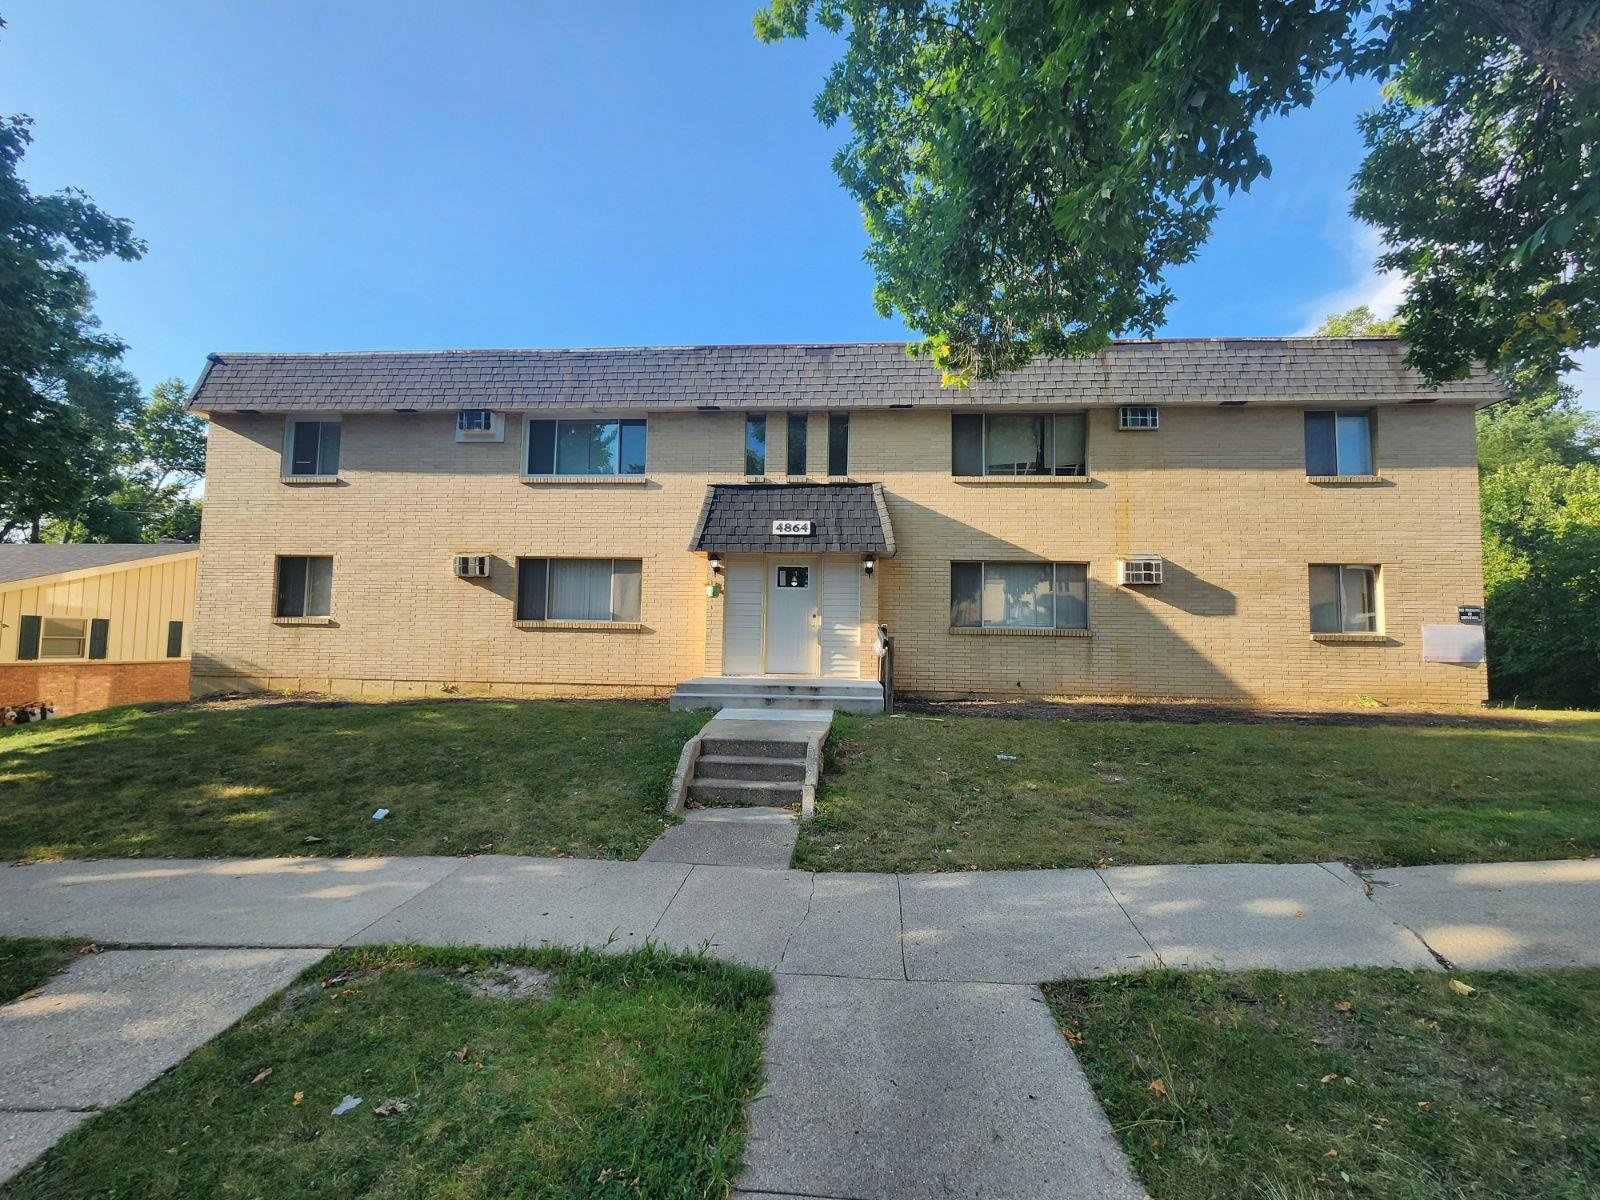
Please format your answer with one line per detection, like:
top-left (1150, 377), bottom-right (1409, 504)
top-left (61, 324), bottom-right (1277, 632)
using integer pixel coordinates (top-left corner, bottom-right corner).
top-left (894, 873), bottom-right (909, 981)
top-left (1093, 867), bottom-right (1163, 969)
top-left (776, 872), bottom-right (816, 970)
top-left (647, 864), bottom-right (696, 942)
top-left (340, 856), bottom-right (474, 948)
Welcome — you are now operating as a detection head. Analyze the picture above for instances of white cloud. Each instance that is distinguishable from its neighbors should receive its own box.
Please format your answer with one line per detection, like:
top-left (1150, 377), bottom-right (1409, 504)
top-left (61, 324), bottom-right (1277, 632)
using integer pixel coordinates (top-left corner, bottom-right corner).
top-left (1292, 224), bottom-right (1408, 334)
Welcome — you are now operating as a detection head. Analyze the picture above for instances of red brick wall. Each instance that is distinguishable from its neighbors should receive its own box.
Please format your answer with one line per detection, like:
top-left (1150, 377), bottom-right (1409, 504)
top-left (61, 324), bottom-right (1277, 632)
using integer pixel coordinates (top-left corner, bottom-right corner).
top-left (0, 661), bottom-right (191, 718)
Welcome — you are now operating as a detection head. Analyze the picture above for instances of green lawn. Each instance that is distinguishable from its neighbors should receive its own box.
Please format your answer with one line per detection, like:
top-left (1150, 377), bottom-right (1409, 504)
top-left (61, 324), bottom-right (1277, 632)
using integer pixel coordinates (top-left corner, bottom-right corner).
top-left (0, 937), bottom-right (86, 1004)
top-left (0, 699), bottom-right (706, 862)
top-left (796, 710), bottom-right (1600, 872)
top-left (2, 944), bottom-right (772, 1200)
top-left (1046, 967), bottom-right (1600, 1200)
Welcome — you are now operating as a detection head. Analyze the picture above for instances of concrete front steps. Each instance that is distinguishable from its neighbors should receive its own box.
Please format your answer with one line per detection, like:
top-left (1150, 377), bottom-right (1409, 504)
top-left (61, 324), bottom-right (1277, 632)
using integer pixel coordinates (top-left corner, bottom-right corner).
top-left (689, 733), bottom-right (809, 807)
top-left (670, 676), bottom-right (883, 714)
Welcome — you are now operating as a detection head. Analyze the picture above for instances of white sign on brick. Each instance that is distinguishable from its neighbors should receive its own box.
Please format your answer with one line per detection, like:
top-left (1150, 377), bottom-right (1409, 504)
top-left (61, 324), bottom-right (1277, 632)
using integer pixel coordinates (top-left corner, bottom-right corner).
top-left (771, 520), bottom-right (814, 536)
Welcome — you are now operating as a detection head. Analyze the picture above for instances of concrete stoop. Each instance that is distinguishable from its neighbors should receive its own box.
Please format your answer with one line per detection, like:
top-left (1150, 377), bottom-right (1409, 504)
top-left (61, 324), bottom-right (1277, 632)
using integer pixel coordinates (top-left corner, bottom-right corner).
top-left (669, 677), bottom-right (883, 715)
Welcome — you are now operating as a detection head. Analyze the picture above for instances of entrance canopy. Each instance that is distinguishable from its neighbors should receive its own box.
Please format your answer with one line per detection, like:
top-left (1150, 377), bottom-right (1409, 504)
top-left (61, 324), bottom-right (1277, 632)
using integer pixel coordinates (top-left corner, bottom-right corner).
top-left (689, 482), bottom-right (896, 555)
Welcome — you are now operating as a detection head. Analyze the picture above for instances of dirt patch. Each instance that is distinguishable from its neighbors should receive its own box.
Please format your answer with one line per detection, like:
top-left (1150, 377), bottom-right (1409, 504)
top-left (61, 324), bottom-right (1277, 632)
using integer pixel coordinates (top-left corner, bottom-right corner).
top-left (897, 696), bottom-right (1552, 730)
top-left (460, 964), bottom-right (554, 1002)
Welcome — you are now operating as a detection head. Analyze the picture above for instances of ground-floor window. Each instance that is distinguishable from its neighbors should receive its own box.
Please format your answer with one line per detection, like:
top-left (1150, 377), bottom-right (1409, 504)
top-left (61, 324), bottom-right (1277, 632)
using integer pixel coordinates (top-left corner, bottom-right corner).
top-left (950, 562), bottom-right (1089, 630)
top-left (517, 558), bottom-right (642, 622)
top-left (1309, 564), bottom-right (1379, 633)
top-left (39, 617), bottom-right (88, 658)
top-left (275, 556), bottom-right (333, 617)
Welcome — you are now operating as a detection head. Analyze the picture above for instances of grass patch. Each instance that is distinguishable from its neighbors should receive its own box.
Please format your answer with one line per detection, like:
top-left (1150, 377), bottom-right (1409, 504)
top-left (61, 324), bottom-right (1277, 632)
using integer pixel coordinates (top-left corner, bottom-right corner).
top-left (0, 698), bottom-right (707, 862)
top-left (2, 944), bottom-right (772, 1200)
top-left (797, 710), bottom-right (1600, 871)
top-left (1045, 967), bottom-right (1600, 1199)
top-left (0, 937), bottom-right (86, 1004)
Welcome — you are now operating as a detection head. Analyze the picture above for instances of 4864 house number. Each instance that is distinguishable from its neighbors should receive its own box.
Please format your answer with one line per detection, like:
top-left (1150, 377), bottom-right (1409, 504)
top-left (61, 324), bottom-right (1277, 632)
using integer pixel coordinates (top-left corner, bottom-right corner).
top-left (771, 520), bottom-right (814, 536)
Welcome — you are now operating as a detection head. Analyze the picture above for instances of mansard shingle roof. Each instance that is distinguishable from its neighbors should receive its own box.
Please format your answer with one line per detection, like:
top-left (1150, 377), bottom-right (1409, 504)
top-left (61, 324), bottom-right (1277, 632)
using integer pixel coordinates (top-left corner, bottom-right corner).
top-left (186, 338), bottom-right (1503, 414)
top-left (689, 483), bottom-right (896, 555)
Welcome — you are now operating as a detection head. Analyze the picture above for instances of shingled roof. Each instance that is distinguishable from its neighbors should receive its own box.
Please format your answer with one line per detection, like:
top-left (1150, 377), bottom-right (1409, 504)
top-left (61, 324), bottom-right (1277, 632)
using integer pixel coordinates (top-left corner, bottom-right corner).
top-left (186, 339), bottom-right (1503, 414)
top-left (690, 483), bottom-right (895, 555)
top-left (0, 543), bottom-right (197, 587)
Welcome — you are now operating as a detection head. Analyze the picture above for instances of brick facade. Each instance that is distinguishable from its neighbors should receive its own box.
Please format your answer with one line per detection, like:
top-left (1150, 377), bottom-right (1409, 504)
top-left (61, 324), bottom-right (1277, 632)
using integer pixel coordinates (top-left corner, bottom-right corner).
top-left (191, 370), bottom-right (1488, 707)
top-left (1, 660), bottom-right (191, 717)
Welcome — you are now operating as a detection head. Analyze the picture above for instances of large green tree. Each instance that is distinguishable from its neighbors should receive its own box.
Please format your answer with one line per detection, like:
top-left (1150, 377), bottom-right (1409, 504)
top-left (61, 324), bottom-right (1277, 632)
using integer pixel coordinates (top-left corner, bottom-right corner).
top-left (0, 88), bottom-right (146, 540)
top-left (758, 1), bottom-right (1599, 385)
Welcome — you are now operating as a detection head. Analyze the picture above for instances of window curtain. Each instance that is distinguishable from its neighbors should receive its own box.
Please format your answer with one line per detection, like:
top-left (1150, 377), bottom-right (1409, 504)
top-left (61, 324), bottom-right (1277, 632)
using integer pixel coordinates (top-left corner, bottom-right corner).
top-left (1308, 565), bottom-right (1342, 632)
top-left (985, 415), bottom-right (1048, 475)
top-left (982, 563), bottom-right (1053, 627)
top-left (1051, 564), bottom-right (1089, 628)
top-left (549, 559), bottom-right (613, 620)
top-left (611, 560), bottom-right (642, 622)
top-left (1053, 414), bottom-right (1086, 476)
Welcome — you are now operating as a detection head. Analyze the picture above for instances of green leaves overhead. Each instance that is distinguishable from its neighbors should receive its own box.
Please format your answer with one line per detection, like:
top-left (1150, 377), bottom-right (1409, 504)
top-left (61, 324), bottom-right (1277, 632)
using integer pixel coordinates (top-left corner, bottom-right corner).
top-left (760, 1), bottom-right (1600, 385)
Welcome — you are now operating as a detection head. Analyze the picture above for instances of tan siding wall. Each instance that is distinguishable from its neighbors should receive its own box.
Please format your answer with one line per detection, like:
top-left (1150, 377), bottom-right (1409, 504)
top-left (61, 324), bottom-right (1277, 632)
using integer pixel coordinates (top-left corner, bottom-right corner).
top-left (1, 554), bottom-right (197, 664)
top-left (193, 403), bottom-right (1487, 706)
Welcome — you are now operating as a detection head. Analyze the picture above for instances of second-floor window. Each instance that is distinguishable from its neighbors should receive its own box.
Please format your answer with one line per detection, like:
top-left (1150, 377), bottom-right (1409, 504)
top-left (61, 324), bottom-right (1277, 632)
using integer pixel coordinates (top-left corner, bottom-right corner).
top-left (286, 419), bottom-right (341, 477)
top-left (952, 413), bottom-right (1087, 477)
top-left (828, 413), bottom-right (849, 476)
top-left (1305, 410), bottom-right (1373, 476)
top-left (1309, 564), bottom-right (1379, 633)
top-left (787, 413), bottom-right (809, 476)
top-left (745, 415), bottom-right (767, 476)
top-left (526, 419), bottom-right (646, 476)
top-left (950, 562), bottom-right (1089, 630)
top-left (276, 556), bottom-right (333, 618)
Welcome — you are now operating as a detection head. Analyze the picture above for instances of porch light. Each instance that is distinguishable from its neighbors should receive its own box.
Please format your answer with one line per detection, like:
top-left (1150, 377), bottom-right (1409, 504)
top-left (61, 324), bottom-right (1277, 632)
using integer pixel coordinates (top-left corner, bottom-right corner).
top-left (709, 554), bottom-right (723, 575)
top-left (863, 554), bottom-right (876, 576)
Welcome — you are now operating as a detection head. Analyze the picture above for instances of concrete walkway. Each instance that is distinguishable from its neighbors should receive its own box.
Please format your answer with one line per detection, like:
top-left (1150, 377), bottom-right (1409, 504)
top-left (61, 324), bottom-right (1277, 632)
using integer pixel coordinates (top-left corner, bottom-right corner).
top-left (1, 853), bottom-right (1595, 1194)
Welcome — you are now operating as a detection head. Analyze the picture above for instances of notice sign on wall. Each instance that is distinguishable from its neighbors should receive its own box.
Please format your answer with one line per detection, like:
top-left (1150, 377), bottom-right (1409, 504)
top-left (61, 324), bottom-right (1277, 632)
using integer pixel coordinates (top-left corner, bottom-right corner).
top-left (1422, 624), bottom-right (1486, 665)
top-left (771, 520), bottom-right (814, 536)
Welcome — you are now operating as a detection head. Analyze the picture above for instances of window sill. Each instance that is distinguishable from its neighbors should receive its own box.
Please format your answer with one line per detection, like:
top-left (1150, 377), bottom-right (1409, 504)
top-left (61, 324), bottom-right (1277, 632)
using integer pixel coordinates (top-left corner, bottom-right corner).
top-left (272, 616), bottom-right (334, 626)
top-left (1310, 632), bottom-right (1389, 644)
top-left (951, 475), bottom-right (1092, 485)
top-left (950, 626), bottom-right (1092, 638)
top-left (513, 620), bottom-right (644, 632)
top-left (520, 475), bottom-right (651, 485)
top-left (280, 474), bottom-right (341, 486)
top-left (1306, 475), bottom-right (1385, 486)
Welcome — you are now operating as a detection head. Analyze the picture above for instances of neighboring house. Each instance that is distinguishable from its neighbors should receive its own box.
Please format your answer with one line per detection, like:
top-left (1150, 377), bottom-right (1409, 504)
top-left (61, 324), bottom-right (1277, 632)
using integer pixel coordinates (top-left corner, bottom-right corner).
top-left (184, 338), bottom-right (1497, 710)
top-left (0, 544), bottom-right (199, 716)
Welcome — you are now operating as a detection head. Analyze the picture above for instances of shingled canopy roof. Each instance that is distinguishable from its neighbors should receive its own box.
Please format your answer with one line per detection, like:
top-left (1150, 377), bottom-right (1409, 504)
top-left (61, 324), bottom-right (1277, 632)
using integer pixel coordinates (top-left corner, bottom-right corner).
top-left (186, 339), bottom-right (1504, 414)
top-left (0, 543), bottom-right (197, 587)
top-left (689, 483), bottom-right (895, 555)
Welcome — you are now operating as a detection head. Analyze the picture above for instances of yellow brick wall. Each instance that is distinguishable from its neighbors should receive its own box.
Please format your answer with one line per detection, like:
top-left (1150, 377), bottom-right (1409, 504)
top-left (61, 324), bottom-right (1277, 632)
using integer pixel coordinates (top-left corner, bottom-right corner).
top-left (193, 403), bottom-right (1487, 706)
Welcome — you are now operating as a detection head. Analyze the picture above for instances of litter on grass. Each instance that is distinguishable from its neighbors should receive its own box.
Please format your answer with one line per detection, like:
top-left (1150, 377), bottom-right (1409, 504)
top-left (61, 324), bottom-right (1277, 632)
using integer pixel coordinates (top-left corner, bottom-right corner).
top-left (331, 1096), bottom-right (362, 1116)
top-left (995, 754), bottom-right (1017, 761)
top-left (371, 808), bottom-right (389, 821)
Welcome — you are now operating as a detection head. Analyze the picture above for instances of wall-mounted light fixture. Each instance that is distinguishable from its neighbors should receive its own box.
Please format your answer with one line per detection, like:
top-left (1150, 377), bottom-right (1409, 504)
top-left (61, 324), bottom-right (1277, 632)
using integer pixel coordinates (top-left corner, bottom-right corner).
top-left (863, 554), bottom-right (876, 576)
top-left (709, 553), bottom-right (723, 575)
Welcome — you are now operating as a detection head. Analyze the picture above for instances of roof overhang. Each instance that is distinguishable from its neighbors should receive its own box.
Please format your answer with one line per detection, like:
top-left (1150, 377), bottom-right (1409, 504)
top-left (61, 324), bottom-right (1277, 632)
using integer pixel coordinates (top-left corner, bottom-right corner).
top-left (689, 483), bottom-right (896, 556)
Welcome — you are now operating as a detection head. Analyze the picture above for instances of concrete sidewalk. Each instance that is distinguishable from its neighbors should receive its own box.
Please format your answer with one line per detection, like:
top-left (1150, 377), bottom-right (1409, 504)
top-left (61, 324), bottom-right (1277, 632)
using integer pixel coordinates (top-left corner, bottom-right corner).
top-left (6, 854), bottom-right (1594, 978)
top-left (1, 853), bottom-right (1595, 1195)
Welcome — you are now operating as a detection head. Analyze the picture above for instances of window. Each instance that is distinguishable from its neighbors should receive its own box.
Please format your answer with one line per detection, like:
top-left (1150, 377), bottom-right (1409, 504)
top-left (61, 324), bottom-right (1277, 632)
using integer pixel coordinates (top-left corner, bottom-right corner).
top-left (1305, 411), bottom-right (1373, 476)
top-left (39, 617), bottom-right (87, 658)
top-left (745, 415), bottom-right (767, 476)
top-left (457, 410), bottom-right (493, 432)
top-left (950, 562), bottom-right (1088, 630)
top-left (516, 558), bottom-right (642, 623)
top-left (951, 413), bottom-right (1087, 476)
top-left (1118, 406), bottom-right (1160, 430)
top-left (285, 419), bottom-right (341, 476)
top-left (275, 556), bottom-right (333, 618)
top-left (525, 419), bottom-right (646, 476)
top-left (787, 413), bottom-right (809, 476)
top-left (1309, 565), bottom-right (1379, 633)
top-left (828, 413), bottom-right (849, 476)
top-left (166, 620), bottom-right (185, 658)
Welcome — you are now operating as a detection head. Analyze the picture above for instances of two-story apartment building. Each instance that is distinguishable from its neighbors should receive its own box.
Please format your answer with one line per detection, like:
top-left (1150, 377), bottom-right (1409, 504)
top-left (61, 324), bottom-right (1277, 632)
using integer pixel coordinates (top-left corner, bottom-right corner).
top-left (185, 338), bottom-right (1498, 709)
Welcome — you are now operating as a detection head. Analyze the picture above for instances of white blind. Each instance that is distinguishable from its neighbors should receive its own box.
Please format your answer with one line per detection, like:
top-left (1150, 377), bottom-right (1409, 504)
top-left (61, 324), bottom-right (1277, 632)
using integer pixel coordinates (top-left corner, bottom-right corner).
top-left (548, 560), bottom-right (613, 621)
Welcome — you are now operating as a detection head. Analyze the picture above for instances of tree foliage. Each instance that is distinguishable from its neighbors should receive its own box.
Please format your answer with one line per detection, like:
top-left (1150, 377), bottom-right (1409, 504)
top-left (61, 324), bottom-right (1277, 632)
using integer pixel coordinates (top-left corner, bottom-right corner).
top-left (0, 96), bottom-right (146, 540)
top-left (1313, 305), bottom-right (1401, 337)
top-left (1481, 462), bottom-right (1600, 705)
top-left (759, 1), bottom-right (1600, 384)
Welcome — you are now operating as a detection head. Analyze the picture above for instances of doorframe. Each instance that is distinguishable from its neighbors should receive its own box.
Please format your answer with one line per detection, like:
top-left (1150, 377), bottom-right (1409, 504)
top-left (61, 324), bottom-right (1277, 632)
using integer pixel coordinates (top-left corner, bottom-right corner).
top-left (762, 553), bottom-right (821, 675)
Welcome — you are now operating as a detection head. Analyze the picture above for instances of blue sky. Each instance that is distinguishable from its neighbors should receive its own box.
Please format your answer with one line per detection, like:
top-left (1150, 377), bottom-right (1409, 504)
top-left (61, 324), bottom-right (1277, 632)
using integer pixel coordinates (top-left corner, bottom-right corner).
top-left (7, 0), bottom-right (1594, 407)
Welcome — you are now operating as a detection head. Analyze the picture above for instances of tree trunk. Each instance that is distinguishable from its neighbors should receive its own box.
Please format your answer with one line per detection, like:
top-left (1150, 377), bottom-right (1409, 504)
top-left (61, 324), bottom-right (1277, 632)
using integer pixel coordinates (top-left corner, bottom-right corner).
top-left (29, 515), bottom-right (41, 544)
top-left (1457, 0), bottom-right (1600, 93)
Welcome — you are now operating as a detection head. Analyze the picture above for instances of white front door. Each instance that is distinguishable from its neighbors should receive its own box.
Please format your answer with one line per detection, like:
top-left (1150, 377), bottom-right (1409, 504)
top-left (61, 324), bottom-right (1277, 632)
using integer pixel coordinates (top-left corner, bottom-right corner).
top-left (765, 557), bottom-right (820, 674)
